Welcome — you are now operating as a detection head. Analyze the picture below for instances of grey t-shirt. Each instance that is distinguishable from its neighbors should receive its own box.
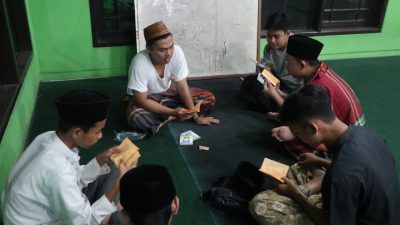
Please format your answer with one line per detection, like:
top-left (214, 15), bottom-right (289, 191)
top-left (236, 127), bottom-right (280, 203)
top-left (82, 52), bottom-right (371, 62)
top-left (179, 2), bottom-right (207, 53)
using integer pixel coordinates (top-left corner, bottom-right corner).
top-left (259, 47), bottom-right (303, 93)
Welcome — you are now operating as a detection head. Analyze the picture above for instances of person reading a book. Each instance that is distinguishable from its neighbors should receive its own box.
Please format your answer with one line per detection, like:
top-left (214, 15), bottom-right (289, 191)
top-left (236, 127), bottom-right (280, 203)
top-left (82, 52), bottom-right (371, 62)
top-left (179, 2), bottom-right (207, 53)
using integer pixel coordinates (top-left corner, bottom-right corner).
top-left (270, 34), bottom-right (365, 158)
top-left (240, 11), bottom-right (303, 113)
top-left (126, 20), bottom-right (219, 135)
top-left (250, 84), bottom-right (400, 225)
top-left (3, 90), bottom-right (137, 225)
top-left (119, 164), bottom-right (179, 225)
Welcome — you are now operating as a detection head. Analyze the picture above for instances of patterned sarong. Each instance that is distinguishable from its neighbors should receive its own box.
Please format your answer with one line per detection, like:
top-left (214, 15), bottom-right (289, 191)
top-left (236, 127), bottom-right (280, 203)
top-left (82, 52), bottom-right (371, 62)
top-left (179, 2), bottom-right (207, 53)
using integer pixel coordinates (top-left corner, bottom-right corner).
top-left (126, 86), bottom-right (215, 134)
top-left (249, 164), bottom-right (323, 225)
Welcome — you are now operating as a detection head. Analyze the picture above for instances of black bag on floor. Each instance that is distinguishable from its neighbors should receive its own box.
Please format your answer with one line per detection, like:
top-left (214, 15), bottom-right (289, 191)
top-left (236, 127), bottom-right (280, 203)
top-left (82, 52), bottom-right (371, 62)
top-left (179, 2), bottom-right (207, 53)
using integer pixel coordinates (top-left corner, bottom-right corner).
top-left (201, 161), bottom-right (264, 216)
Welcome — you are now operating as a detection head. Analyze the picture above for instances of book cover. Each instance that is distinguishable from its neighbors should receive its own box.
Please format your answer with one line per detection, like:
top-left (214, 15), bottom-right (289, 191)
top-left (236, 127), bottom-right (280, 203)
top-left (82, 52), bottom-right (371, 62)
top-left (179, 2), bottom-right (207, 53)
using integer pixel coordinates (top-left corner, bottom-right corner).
top-left (259, 158), bottom-right (289, 183)
top-left (111, 137), bottom-right (140, 167)
top-left (184, 99), bottom-right (203, 113)
top-left (257, 69), bottom-right (280, 86)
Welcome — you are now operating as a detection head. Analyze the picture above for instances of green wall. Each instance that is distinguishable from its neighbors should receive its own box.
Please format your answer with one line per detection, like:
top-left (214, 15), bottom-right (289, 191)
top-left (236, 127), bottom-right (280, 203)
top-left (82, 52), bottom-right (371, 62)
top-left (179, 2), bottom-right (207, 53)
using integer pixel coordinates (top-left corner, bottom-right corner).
top-left (0, 55), bottom-right (40, 220)
top-left (28, 0), bottom-right (135, 80)
top-left (260, 0), bottom-right (400, 60)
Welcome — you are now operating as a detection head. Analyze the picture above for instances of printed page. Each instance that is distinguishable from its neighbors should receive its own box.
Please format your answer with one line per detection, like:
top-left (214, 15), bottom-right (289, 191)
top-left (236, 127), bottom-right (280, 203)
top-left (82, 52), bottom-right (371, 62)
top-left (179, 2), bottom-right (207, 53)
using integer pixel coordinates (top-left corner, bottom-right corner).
top-left (259, 158), bottom-right (289, 183)
top-left (111, 138), bottom-right (140, 167)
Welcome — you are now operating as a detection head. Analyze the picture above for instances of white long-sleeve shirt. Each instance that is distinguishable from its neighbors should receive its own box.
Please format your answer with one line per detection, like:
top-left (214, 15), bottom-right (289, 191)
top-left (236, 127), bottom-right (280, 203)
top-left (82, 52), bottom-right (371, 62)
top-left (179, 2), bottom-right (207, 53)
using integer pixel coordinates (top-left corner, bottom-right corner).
top-left (2, 131), bottom-right (117, 225)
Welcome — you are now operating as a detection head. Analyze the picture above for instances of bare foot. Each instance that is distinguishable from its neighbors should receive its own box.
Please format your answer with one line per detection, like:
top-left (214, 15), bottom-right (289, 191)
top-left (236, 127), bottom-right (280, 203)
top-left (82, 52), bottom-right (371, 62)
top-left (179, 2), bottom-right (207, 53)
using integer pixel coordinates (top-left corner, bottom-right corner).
top-left (271, 126), bottom-right (296, 142)
top-left (266, 112), bottom-right (280, 121)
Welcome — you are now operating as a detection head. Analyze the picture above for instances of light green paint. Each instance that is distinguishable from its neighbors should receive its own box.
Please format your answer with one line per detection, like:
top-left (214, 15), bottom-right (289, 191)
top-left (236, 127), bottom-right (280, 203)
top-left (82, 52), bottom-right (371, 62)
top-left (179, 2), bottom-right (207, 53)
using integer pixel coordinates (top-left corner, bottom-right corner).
top-left (0, 55), bottom-right (40, 219)
top-left (260, 0), bottom-right (400, 60)
top-left (27, 0), bottom-right (136, 81)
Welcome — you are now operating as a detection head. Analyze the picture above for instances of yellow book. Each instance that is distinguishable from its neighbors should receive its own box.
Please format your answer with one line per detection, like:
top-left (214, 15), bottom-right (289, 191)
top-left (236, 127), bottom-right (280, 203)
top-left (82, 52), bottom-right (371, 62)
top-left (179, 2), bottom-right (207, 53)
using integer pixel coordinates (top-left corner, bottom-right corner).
top-left (260, 69), bottom-right (280, 86)
top-left (111, 138), bottom-right (140, 167)
top-left (259, 158), bottom-right (289, 183)
top-left (184, 99), bottom-right (203, 113)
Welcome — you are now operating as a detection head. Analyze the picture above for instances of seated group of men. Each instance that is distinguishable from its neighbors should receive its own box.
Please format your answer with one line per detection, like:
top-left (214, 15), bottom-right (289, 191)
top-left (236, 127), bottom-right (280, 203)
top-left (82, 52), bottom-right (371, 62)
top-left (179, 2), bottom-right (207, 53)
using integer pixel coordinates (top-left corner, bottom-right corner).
top-left (2, 20), bottom-right (400, 225)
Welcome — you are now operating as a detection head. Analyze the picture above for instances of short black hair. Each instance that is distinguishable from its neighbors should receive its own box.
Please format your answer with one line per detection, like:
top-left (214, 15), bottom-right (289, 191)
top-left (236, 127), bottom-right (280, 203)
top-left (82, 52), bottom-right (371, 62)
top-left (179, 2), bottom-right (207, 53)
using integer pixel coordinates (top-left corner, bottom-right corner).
top-left (305, 59), bottom-right (320, 67)
top-left (58, 119), bottom-right (95, 133)
top-left (264, 11), bottom-right (290, 31)
top-left (280, 84), bottom-right (336, 127)
top-left (126, 205), bottom-right (172, 225)
top-left (146, 33), bottom-right (172, 47)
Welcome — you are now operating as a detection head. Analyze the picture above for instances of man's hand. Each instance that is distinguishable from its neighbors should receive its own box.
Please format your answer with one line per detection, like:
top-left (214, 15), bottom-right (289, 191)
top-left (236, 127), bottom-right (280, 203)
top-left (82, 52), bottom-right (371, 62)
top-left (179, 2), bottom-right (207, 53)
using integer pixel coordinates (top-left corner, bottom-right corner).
top-left (276, 177), bottom-right (304, 199)
top-left (275, 85), bottom-right (288, 98)
top-left (105, 159), bottom-right (138, 203)
top-left (194, 115), bottom-right (220, 125)
top-left (267, 112), bottom-right (280, 121)
top-left (170, 107), bottom-right (194, 121)
top-left (298, 153), bottom-right (323, 167)
top-left (299, 152), bottom-right (332, 168)
top-left (271, 126), bottom-right (296, 142)
top-left (96, 146), bottom-right (119, 166)
top-left (262, 80), bottom-right (279, 97)
top-left (115, 159), bottom-right (138, 183)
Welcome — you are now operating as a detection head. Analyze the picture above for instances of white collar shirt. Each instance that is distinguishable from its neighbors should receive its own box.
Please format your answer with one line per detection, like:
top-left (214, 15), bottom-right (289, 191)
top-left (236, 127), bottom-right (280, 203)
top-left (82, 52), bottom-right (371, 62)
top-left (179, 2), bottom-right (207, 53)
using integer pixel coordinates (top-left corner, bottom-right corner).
top-left (2, 131), bottom-right (117, 225)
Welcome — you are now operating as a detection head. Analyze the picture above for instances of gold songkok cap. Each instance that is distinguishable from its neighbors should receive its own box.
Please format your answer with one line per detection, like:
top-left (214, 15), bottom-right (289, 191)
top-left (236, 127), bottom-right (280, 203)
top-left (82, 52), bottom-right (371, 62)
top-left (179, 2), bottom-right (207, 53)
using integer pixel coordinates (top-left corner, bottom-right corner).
top-left (144, 21), bottom-right (171, 42)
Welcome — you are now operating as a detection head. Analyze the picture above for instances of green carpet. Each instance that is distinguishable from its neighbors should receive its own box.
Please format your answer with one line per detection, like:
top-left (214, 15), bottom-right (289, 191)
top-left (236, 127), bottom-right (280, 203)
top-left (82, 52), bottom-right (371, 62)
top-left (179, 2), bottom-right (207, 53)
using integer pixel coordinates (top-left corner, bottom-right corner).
top-left (328, 56), bottom-right (400, 175)
top-left (168, 77), bottom-right (295, 225)
top-left (28, 77), bottom-right (214, 225)
top-left (26, 56), bottom-right (400, 225)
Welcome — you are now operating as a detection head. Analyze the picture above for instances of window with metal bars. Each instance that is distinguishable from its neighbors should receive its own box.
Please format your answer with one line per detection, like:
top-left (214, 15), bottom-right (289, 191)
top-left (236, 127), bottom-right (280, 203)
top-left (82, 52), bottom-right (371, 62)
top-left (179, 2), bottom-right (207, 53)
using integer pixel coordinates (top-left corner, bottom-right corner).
top-left (89, 0), bottom-right (135, 47)
top-left (261, 0), bottom-right (388, 36)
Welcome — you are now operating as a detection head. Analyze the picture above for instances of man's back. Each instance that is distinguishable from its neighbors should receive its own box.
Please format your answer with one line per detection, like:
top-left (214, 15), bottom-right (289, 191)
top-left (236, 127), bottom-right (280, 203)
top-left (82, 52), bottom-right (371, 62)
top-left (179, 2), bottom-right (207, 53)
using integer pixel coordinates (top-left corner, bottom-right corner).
top-left (3, 131), bottom-right (97, 225)
top-left (322, 126), bottom-right (400, 225)
top-left (310, 62), bottom-right (365, 126)
top-left (3, 131), bottom-right (66, 224)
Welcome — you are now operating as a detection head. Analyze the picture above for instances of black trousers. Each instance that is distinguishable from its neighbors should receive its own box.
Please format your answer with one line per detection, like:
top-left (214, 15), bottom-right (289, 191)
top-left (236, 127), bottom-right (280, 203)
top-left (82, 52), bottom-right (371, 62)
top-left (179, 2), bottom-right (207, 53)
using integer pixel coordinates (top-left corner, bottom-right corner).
top-left (240, 75), bottom-right (280, 113)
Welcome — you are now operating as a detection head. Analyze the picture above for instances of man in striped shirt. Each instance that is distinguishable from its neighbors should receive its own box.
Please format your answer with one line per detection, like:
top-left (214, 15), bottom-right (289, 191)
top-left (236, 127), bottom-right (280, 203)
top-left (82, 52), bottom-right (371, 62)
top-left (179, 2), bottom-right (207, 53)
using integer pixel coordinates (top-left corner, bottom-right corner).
top-left (259, 35), bottom-right (366, 202)
top-left (263, 35), bottom-right (365, 157)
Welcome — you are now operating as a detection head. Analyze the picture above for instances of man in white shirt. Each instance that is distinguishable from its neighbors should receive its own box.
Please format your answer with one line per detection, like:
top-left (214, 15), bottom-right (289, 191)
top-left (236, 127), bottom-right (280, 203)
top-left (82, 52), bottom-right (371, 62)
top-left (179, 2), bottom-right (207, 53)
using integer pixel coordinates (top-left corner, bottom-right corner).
top-left (2, 90), bottom-right (135, 225)
top-left (126, 21), bottom-right (220, 134)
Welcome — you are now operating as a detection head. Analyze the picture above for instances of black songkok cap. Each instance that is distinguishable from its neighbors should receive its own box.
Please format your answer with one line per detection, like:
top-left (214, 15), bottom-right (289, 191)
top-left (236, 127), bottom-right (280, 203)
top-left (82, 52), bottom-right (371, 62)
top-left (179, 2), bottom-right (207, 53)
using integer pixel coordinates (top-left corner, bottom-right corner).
top-left (120, 164), bottom-right (176, 214)
top-left (55, 90), bottom-right (111, 125)
top-left (287, 35), bottom-right (324, 60)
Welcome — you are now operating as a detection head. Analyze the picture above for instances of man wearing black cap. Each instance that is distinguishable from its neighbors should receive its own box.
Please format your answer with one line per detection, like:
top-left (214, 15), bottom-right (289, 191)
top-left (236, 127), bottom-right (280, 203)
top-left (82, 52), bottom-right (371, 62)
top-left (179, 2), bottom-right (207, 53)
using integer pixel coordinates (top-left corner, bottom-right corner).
top-left (252, 36), bottom-right (368, 222)
top-left (3, 90), bottom-right (135, 225)
top-left (263, 35), bottom-right (365, 157)
top-left (119, 164), bottom-right (178, 225)
top-left (126, 20), bottom-right (219, 135)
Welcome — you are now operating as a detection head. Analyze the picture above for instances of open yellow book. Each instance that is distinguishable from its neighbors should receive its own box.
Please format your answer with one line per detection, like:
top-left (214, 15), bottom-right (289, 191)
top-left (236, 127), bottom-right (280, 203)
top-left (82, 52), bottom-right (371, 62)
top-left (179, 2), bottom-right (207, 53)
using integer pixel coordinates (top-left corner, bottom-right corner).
top-left (184, 99), bottom-right (203, 113)
top-left (259, 158), bottom-right (289, 183)
top-left (261, 69), bottom-right (280, 87)
top-left (111, 138), bottom-right (140, 167)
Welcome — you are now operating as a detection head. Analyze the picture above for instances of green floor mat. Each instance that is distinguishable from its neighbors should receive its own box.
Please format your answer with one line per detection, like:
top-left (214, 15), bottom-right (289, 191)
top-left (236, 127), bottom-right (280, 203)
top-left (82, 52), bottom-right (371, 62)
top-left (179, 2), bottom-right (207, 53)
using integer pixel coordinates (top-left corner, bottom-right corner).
top-left (28, 77), bottom-right (214, 225)
top-left (168, 77), bottom-right (296, 225)
top-left (328, 56), bottom-right (400, 175)
top-left (25, 56), bottom-right (400, 225)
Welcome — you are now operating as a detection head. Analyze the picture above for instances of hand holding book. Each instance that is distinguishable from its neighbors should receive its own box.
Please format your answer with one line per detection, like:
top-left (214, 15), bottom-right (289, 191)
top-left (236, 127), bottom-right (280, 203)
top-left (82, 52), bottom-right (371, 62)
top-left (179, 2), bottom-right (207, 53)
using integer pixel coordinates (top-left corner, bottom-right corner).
top-left (257, 69), bottom-right (280, 87)
top-left (184, 99), bottom-right (203, 113)
top-left (111, 138), bottom-right (141, 167)
top-left (259, 158), bottom-right (289, 183)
